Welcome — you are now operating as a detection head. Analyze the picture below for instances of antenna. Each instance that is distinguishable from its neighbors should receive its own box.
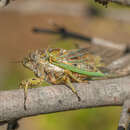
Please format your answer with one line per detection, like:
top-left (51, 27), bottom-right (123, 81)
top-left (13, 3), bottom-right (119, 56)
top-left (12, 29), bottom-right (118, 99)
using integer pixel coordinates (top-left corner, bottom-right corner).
top-left (9, 61), bottom-right (21, 64)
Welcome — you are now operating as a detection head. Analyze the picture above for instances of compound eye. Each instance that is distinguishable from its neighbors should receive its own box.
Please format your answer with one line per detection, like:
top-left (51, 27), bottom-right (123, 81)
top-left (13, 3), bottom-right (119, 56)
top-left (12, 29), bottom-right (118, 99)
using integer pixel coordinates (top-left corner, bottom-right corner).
top-left (22, 57), bottom-right (29, 65)
top-left (30, 52), bottom-right (41, 62)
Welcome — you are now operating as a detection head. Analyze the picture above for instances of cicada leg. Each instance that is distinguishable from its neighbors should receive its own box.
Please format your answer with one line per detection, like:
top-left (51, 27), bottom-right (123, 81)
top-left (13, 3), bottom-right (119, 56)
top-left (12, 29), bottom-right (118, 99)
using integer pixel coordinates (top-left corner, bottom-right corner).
top-left (20, 77), bottom-right (44, 110)
top-left (48, 73), bottom-right (81, 101)
top-left (64, 70), bottom-right (88, 83)
top-left (65, 76), bottom-right (81, 101)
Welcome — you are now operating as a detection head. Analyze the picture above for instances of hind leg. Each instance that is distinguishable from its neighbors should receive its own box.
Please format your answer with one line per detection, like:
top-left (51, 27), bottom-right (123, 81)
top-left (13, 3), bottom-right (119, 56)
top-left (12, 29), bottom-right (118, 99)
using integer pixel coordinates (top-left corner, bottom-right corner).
top-left (64, 76), bottom-right (81, 101)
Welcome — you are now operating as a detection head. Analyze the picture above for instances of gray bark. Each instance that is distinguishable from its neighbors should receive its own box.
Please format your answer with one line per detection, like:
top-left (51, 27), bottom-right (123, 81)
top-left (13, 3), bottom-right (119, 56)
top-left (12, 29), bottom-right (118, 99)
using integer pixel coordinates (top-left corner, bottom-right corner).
top-left (0, 76), bottom-right (130, 122)
top-left (95, 0), bottom-right (130, 6)
top-left (112, 0), bottom-right (130, 6)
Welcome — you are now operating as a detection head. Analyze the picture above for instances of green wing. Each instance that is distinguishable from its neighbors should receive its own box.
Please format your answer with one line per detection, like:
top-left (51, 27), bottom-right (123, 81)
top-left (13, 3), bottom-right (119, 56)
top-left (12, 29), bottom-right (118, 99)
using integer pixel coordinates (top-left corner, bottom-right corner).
top-left (60, 48), bottom-right (88, 59)
top-left (52, 61), bottom-right (105, 77)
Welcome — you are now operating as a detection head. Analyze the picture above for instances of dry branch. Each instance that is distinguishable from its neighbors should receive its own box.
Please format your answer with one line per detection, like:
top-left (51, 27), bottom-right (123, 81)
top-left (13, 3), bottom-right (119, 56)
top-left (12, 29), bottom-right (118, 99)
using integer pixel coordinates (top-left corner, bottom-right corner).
top-left (107, 54), bottom-right (130, 70)
top-left (0, 76), bottom-right (130, 129)
top-left (95, 0), bottom-right (130, 6)
top-left (1, 0), bottom-right (130, 8)
top-left (111, 0), bottom-right (130, 6)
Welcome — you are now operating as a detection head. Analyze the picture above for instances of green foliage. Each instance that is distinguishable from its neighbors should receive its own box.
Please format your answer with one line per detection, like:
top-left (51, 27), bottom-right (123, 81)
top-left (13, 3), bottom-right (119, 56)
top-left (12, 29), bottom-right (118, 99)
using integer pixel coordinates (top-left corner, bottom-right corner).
top-left (51, 39), bottom-right (77, 50)
top-left (36, 107), bottom-right (121, 130)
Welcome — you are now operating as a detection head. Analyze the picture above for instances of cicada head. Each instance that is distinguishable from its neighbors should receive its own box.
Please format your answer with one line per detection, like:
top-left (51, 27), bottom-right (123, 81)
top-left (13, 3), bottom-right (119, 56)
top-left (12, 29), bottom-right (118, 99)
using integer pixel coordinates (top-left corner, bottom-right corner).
top-left (22, 50), bottom-right (46, 72)
top-left (22, 56), bottom-right (35, 71)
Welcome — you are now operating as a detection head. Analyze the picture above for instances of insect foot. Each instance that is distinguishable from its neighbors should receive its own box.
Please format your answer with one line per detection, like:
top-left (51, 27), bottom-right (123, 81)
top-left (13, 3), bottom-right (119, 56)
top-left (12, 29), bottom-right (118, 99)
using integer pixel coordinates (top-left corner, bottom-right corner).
top-left (65, 76), bottom-right (81, 101)
top-left (19, 78), bottom-right (43, 110)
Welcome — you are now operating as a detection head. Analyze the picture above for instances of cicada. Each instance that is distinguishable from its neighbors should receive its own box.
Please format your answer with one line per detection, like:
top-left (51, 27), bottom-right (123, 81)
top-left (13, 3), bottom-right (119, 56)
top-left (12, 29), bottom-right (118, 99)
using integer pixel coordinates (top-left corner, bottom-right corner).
top-left (20, 48), bottom-right (109, 109)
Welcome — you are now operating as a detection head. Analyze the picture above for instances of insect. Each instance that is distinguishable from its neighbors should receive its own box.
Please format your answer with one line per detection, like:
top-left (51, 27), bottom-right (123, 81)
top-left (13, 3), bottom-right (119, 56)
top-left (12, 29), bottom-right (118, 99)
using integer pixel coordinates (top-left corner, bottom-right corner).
top-left (19, 48), bottom-right (125, 109)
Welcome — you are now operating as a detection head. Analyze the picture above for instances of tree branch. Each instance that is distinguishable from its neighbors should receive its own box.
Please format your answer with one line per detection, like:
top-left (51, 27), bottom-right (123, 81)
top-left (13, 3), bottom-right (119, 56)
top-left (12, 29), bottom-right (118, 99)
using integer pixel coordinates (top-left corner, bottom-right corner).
top-left (95, 0), bottom-right (130, 6)
top-left (111, 0), bottom-right (130, 6)
top-left (0, 76), bottom-right (130, 123)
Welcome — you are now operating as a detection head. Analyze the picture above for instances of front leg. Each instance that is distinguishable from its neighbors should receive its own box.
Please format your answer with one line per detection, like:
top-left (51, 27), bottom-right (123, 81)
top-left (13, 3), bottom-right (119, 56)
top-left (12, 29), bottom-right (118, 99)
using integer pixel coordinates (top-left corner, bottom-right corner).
top-left (20, 77), bottom-right (44, 110)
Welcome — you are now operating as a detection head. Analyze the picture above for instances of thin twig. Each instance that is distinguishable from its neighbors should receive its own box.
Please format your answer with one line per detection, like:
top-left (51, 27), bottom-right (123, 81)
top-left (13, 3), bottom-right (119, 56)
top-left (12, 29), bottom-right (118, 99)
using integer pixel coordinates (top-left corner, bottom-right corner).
top-left (95, 0), bottom-right (130, 6)
top-left (112, 0), bottom-right (130, 6)
top-left (107, 54), bottom-right (130, 70)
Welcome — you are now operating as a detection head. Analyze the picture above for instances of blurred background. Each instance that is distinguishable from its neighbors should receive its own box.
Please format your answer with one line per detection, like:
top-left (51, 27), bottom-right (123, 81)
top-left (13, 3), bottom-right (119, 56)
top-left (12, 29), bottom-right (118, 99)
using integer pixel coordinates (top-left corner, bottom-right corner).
top-left (0, 0), bottom-right (130, 129)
